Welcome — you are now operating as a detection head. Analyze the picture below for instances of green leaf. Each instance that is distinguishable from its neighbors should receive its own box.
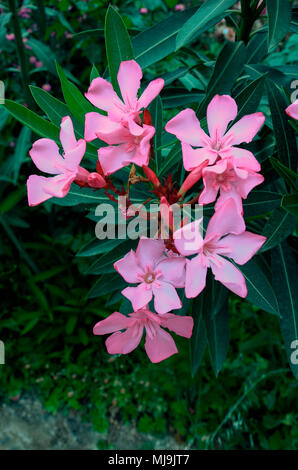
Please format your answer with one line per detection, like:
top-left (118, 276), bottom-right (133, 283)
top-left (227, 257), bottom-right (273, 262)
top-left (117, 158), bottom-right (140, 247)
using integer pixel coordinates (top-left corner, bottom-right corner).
top-left (88, 274), bottom-right (127, 298)
top-left (159, 141), bottom-right (181, 178)
top-left (203, 294), bottom-right (230, 376)
top-left (234, 74), bottom-right (267, 121)
top-left (77, 237), bottom-right (127, 257)
top-left (261, 207), bottom-right (296, 252)
top-left (56, 63), bottom-right (95, 123)
top-left (267, 0), bottom-right (292, 50)
top-left (162, 87), bottom-right (203, 109)
top-left (86, 239), bottom-right (137, 275)
top-left (269, 157), bottom-right (298, 192)
top-left (282, 193), bottom-right (298, 217)
top-left (104, 6), bottom-right (134, 96)
top-left (90, 65), bottom-right (100, 82)
top-left (272, 242), bottom-right (298, 377)
top-left (176, 0), bottom-right (236, 49)
top-left (12, 126), bottom-right (31, 183)
top-left (190, 298), bottom-right (207, 376)
top-left (27, 38), bottom-right (57, 76)
top-left (149, 95), bottom-right (163, 173)
top-left (243, 191), bottom-right (282, 217)
top-left (267, 82), bottom-right (297, 172)
top-left (246, 31), bottom-right (268, 64)
top-left (198, 41), bottom-right (247, 116)
top-left (132, 8), bottom-right (196, 69)
top-left (3, 100), bottom-right (60, 142)
top-left (237, 259), bottom-right (280, 316)
top-left (51, 187), bottom-right (110, 207)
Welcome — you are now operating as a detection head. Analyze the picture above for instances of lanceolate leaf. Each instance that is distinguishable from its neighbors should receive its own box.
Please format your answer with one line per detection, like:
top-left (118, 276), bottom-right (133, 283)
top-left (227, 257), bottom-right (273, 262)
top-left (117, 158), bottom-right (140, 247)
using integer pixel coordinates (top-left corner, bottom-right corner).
top-left (282, 194), bottom-right (298, 217)
top-left (267, 81), bottom-right (297, 171)
top-left (246, 31), bottom-right (268, 64)
top-left (269, 157), bottom-right (298, 192)
top-left (86, 239), bottom-right (137, 275)
top-left (237, 258), bottom-right (280, 316)
top-left (88, 274), bottom-right (127, 298)
top-left (261, 207), bottom-right (296, 252)
top-left (132, 8), bottom-right (196, 68)
top-left (272, 242), bottom-right (298, 377)
top-left (77, 237), bottom-right (127, 257)
top-left (4, 99), bottom-right (59, 143)
top-left (234, 74), bottom-right (267, 121)
top-left (51, 187), bottom-right (111, 206)
top-left (105, 6), bottom-right (134, 96)
top-left (149, 96), bottom-right (163, 173)
top-left (176, 0), bottom-right (236, 49)
top-left (191, 297), bottom-right (207, 377)
top-left (198, 41), bottom-right (247, 116)
top-left (243, 191), bottom-right (282, 217)
top-left (267, 0), bottom-right (292, 50)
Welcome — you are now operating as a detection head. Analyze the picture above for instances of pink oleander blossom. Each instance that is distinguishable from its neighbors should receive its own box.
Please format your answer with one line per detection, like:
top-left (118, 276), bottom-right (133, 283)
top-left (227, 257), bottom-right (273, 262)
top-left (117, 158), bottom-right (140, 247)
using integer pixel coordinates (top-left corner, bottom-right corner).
top-left (199, 157), bottom-right (264, 212)
top-left (93, 308), bottom-right (193, 363)
top-left (173, 198), bottom-right (266, 298)
top-left (165, 94), bottom-right (264, 172)
top-left (27, 116), bottom-right (104, 206)
top-left (114, 238), bottom-right (186, 314)
top-left (286, 99), bottom-right (298, 120)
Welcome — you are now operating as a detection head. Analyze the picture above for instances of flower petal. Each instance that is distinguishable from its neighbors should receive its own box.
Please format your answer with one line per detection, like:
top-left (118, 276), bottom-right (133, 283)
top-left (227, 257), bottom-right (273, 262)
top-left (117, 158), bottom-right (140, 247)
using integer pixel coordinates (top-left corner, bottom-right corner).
top-left (182, 143), bottom-right (217, 171)
top-left (227, 147), bottom-right (261, 172)
top-left (161, 313), bottom-right (194, 338)
top-left (153, 281), bottom-right (182, 314)
top-left (117, 60), bottom-right (142, 107)
top-left (85, 77), bottom-right (122, 111)
top-left (27, 175), bottom-right (54, 206)
top-left (136, 238), bottom-right (165, 271)
top-left (225, 112), bottom-right (265, 145)
top-left (286, 99), bottom-right (298, 120)
top-left (206, 198), bottom-right (245, 239)
top-left (185, 255), bottom-right (207, 298)
top-left (98, 144), bottom-right (133, 175)
top-left (93, 312), bottom-right (131, 335)
top-left (165, 109), bottom-right (211, 147)
top-left (114, 249), bottom-right (141, 283)
top-left (221, 231), bottom-right (266, 265)
top-left (157, 257), bottom-right (186, 288)
top-left (60, 116), bottom-right (77, 152)
top-left (29, 138), bottom-right (64, 174)
top-left (122, 284), bottom-right (153, 311)
top-left (64, 139), bottom-right (86, 171)
top-left (210, 257), bottom-right (247, 297)
top-left (145, 326), bottom-right (178, 363)
top-left (138, 78), bottom-right (165, 109)
top-left (85, 112), bottom-right (127, 143)
top-left (106, 324), bottom-right (143, 355)
top-left (174, 218), bottom-right (204, 256)
top-left (207, 94), bottom-right (238, 140)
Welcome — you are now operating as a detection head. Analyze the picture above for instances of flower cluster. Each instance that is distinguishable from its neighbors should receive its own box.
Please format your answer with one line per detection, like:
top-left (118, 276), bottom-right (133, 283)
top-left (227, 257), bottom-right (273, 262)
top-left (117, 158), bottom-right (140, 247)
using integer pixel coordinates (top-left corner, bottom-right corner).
top-left (27, 59), bottom-right (295, 363)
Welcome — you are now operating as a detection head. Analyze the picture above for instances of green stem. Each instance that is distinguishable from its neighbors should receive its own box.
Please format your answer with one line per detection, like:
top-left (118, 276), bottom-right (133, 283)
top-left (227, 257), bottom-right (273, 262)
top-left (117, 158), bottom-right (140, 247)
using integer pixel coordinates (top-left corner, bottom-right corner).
top-left (237, 0), bottom-right (255, 44)
top-left (7, 0), bottom-right (35, 108)
top-left (36, 0), bottom-right (46, 39)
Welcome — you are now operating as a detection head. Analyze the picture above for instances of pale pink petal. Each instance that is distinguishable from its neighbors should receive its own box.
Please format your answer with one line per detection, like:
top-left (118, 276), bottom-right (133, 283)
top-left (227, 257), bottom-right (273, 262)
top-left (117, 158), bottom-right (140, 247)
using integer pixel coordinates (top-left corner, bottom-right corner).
top-left (63, 139), bottom-right (86, 171)
top-left (60, 116), bottom-right (77, 152)
top-left (157, 257), bottom-right (186, 288)
top-left (93, 312), bottom-right (131, 335)
top-left (138, 78), bottom-right (165, 109)
top-left (29, 138), bottom-right (64, 174)
top-left (227, 147), bottom-right (261, 172)
top-left (214, 187), bottom-right (243, 214)
top-left (127, 117), bottom-right (144, 136)
top-left (210, 257), bottom-right (247, 297)
top-left (85, 77), bottom-right (122, 111)
top-left (173, 218), bottom-right (204, 256)
top-left (165, 109), bottom-right (211, 147)
top-left (87, 172), bottom-right (106, 188)
top-left (145, 326), bottom-right (178, 363)
top-left (106, 324), bottom-right (143, 355)
top-left (237, 171), bottom-right (264, 198)
top-left (224, 112), bottom-right (265, 145)
top-left (98, 144), bottom-right (133, 175)
top-left (85, 112), bottom-right (127, 143)
top-left (220, 231), bottom-right (266, 265)
top-left (185, 255), bottom-right (207, 298)
top-left (136, 238), bottom-right (165, 271)
top-left (182, 143), bottom-right (217, 171)
top-left (117, 60), bottom-right (142, 107)
top-left (152, 281), bottom-right (182, 314)
top-left (206, 198), bottom-right (245, 239)
top-left (161, 313), bottom-right (194, 338)
top-left (122, 284), bottom-right (153, 311)
top-left (42, 173), bottom-right (75, 198)
top-left (114, 249), bottom-right (141, 282)
top-left (207, 94), bottom-right (238, 140)
top-left (286, 100), bottom-right (298, 120)
top-left (27, 175), bottom-right (54, 206)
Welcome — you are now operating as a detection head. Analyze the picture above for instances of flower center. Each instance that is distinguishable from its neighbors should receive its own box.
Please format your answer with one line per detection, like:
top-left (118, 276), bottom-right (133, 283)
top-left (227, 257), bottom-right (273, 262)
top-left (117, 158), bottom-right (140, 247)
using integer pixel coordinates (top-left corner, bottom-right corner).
top-left (144, 272), bottom-right (155, 284)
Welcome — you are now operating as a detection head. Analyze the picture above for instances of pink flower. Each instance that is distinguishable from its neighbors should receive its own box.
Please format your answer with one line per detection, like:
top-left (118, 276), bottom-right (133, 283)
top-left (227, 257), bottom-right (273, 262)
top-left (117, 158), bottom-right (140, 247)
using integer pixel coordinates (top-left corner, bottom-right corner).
top-left (199, 157), bottom-right (264, 212)
top-left (27, 116), bottom-right (104, 206)
top-left (173, 198), bottom-right (266, 298)
top-left (85, 60), bottom-right (164, 136)
top-left (35, 60), bottom-right (43, 68)
top-left (286, 99), bottom-right (298, 120)
top-left (139, 7), bottom-right (148, 14)
top-left (114, 238), bottom-right (186, 314)
top-left (29, 56), bottom-right (37, 64)
top-left (85, 114), bottom-right (155, 174)
top-left (6, 33), bottom-right (15, 41)
top-left (93, 308), bottom-right (193, 363)
top-left (42, 83), bottom-right (52, 92)
top-left (175, 4), bottom-right (185, 11)
top-left (165, 95), bottom-right (264, 172)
